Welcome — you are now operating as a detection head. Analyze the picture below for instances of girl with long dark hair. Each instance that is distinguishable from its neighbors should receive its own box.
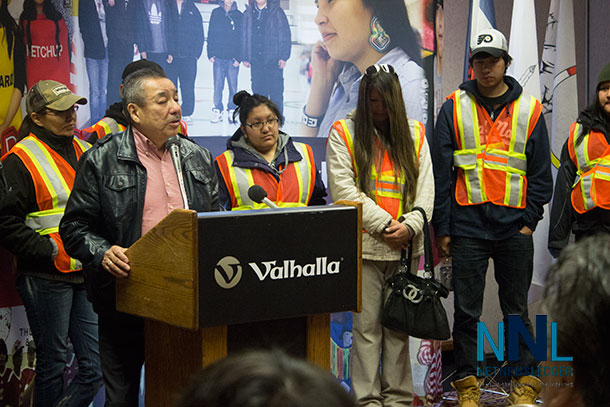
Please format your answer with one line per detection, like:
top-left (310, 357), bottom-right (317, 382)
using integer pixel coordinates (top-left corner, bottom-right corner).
top-left (19, 0), bottom-right (70, 88)
top-left (326, 64), bottom-right (434, 406)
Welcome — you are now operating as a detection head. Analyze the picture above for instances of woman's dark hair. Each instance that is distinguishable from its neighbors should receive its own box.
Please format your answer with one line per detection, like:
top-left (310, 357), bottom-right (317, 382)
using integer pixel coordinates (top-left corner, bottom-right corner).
top-left (354, 65), bottom-right (419, 211)
top-left (233, 90), bottom-right (284, 127)
top-left (176, 350), bottom-right (356, 407)
top-left (363, 0), bottom-right (422, 67)
top-left (18, 115), bottom-right (38, 140)
top-left (1, 0), bottom-right (20, 58)
top-left (19, 0), bottom-right (63, 60)
top-left (575, 83), bottom-right (610, 145)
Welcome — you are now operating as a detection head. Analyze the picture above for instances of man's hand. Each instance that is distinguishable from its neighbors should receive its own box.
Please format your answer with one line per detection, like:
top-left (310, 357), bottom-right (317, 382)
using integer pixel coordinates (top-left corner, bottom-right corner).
top-left (278, 59), bottom-right (286, 69)
top-left (383, 219), bottom-right (411, 250)
top-left (436, 235), bottom-right (451, 257)
top-left (519, 226), bottom-right (533, 235)
top-left (103, 245), bottom-right (130, 278)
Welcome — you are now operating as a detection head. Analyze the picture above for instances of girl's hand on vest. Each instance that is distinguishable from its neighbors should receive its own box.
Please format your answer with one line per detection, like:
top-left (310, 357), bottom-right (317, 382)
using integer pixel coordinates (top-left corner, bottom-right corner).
top-left (383, 220), bottom-right (411, 250)
top-left (103, 245), bottom-right (130, 278)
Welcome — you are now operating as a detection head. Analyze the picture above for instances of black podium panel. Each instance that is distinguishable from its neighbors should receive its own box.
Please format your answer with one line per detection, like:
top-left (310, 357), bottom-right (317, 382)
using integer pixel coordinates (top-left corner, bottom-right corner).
top-left (197, 206), bottom-right (359, 327)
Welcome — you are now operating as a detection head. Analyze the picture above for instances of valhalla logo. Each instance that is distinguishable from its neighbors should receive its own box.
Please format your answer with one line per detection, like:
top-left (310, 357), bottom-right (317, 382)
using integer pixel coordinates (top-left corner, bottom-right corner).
top-left (214, 256), bottom-right (242, 289)
top-left (477, 34), bottom-right (493, 45)
top-left (214, 256), bottom-right (342, 289)
top-left (249, 257), bottom-right (341, 281)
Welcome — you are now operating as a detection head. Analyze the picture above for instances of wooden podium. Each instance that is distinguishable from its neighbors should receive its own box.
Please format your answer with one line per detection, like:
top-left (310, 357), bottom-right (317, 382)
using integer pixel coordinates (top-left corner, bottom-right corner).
top-left (116, 203), bottom-right (361, 406)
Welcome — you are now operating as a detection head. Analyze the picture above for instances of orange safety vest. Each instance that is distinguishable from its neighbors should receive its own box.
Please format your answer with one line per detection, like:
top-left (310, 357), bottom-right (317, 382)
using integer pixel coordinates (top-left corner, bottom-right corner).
top-left (331, 118), bottom-right (425, 219)
top-left (568, 122), bottom-right (610, 214)
top-left (216, 142), bottom-right (317, 210)
top-left (450, 89), bottom-right (542, 208)
top-left (8, 134), bottom-right (90, 273)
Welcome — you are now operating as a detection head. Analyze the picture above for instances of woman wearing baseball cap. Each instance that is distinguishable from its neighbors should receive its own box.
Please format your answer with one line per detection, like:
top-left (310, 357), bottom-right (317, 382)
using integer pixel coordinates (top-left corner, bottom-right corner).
top-left (549, 62), bottom-right (610, 257)
top-left (0, 80), bottom-right (102, 407)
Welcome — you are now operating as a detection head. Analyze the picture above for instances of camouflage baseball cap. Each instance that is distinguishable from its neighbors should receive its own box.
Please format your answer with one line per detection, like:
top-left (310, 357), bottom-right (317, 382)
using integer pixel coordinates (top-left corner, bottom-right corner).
top-left (26, 80), bottom-right (87, 115)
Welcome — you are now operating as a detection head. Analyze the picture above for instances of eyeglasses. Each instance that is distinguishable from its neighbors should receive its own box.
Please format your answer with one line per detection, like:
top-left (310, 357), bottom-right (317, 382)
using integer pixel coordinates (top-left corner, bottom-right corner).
top-left (245, 118), bottom-right (279, 130)
top-left (364, 64), bottom-right (395, 76)
top-left (44, 105), bottom-right (79, 116)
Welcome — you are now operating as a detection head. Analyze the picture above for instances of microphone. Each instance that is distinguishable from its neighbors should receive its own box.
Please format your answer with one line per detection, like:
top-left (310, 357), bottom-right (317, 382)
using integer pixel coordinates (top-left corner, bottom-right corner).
top-left (247, 185), bottom-right (279, 208)
top-left (165, 136), bottom-right (190, 210)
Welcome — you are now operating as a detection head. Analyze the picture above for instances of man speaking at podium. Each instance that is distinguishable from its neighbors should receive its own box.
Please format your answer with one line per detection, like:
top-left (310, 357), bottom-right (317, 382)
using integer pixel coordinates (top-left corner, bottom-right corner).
top-left (60, 68), bottom-right (220, 406)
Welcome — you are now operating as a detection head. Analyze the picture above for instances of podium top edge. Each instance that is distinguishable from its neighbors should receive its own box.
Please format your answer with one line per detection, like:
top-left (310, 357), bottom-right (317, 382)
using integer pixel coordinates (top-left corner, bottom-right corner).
top-left (197, 205), bottom-right (357, 219)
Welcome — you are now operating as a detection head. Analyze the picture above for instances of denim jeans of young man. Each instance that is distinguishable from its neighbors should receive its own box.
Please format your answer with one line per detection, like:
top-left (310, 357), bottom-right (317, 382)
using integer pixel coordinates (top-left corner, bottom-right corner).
top-left (86, 55), bottom-right (109, 124)
top-left (167, 56), bottom-right (198, 117)
top-left (250, 61), bottom-right (284, 116)
top-left (451, 233), bottom-right (538, 379)
top-left (212, 58), bottom-right (239, 112)
top-left (16, 275), bottom-right (103, 407)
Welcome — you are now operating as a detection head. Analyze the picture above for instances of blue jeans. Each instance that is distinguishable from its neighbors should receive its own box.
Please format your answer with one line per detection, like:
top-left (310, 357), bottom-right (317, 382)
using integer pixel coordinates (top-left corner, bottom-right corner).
top-left (212, 58), bottom-right (239, 111)
top-left (16, 275), bottom-right (103, 407)
top-left (86, 56), bottom-right (109, 123)
top-left (451, 233), bottom-right (538, 379)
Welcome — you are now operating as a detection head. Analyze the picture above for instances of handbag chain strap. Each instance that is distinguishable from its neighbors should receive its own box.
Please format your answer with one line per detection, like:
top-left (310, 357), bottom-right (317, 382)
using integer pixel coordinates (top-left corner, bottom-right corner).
top-left (401, 207), bottom-right (436, 280)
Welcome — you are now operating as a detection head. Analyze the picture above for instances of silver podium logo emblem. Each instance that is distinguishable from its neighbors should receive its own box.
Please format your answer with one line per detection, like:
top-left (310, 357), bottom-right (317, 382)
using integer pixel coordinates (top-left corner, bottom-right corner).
top-left (214, 256), bottom-right (242, 289)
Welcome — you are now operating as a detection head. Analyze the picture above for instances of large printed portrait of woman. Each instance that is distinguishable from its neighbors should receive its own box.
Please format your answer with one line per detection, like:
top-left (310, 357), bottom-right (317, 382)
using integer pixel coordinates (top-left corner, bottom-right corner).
top-left (5, 0), bottom-right (437, 139)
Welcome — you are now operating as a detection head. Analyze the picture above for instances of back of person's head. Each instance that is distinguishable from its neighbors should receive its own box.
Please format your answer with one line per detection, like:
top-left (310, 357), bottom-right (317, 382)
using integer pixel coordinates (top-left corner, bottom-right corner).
top-left (232, 90), bottom-right (284, 127)
top-left (121, 59), bottom-right (165, 82)
top-left (0, 338), bottom-right (7, 358)
top-left (354, 64), bottom-right (418, 209)
top-left (544, 234), bottom-right (610, 407)
top-left (121, 68), bottom-right (167, 121)
top-left (176, 350), bottom-right (356, 407)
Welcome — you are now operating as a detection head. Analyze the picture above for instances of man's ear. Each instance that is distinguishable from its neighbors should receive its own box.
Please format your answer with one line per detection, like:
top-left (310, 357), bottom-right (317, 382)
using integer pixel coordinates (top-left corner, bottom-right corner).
top-left (127, 103), bottom-right (140, 124)
top-left (30, 112), bottom-right (44, 127)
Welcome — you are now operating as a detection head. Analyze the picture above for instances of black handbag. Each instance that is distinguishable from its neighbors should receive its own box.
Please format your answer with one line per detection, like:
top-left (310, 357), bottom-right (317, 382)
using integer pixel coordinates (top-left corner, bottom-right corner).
top-left (381, 207), bottom-right (451, 340)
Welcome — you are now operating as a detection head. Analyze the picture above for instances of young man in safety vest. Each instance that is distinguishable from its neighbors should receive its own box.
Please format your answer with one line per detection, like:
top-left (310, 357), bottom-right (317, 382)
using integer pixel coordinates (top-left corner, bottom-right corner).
top-left (432, 29), bottom-right (552, 407)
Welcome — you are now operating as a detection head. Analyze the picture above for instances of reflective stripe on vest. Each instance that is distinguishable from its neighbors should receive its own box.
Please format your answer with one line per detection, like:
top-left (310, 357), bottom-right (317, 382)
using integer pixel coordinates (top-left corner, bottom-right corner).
top-left (332, 118), bottom-right (424, 219)
top-left (12, 135), bottom-right (90, 272)
top-left (568, 123), bottom-right (610, 213)
top-left (83, 117), bottom-right (126, 141)
top-left (451, 89), bottom-right (540, 208)
top-left (218, 142), bottom-right (316, 210)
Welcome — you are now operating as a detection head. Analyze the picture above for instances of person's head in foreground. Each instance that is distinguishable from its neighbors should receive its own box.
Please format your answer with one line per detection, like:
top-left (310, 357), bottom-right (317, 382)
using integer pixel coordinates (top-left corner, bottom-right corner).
top-left (543, 233), bottom-right (610, 407)
top-left (176, 349), bottom-right (356, 407)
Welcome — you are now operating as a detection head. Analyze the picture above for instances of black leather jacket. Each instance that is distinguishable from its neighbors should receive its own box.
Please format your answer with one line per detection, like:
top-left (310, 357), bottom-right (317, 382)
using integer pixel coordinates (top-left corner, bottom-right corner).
top-left (60, 128), bottom-right (220, 313)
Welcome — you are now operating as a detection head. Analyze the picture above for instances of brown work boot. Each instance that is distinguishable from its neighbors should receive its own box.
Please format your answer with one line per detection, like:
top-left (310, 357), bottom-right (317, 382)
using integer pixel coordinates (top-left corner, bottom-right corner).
top-left (451, 375), bottom-right (482, 407)
top-left (506, 375), bottom-right (542, 406)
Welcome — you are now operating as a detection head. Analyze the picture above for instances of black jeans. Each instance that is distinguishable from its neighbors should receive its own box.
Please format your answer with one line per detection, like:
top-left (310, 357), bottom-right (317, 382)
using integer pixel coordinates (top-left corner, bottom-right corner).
top-left (167, 56), bottom-right (198, 116)
top-left (451, 233), bottom-right (538, 379)
top-left (250, 61), bottom-right (284, 116)
top-left (98, 310), bottom-right (145, 407)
